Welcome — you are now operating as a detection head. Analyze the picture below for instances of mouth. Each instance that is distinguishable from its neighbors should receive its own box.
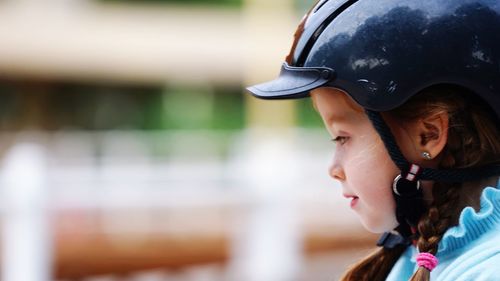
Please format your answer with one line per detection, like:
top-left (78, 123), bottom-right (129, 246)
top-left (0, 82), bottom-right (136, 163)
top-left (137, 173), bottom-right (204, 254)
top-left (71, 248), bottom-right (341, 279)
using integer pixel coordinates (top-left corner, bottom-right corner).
top-left (343, 194), bottom-right (359, 208)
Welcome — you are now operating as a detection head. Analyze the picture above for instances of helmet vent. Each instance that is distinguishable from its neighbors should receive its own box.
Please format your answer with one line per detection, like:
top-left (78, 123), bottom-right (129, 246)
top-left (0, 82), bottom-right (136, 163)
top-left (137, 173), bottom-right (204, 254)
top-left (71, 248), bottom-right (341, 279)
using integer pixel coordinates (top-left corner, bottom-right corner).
top-left (313, 0), bottom-right (329, 13)
top-left (296, 0), bottom-right (359, 67)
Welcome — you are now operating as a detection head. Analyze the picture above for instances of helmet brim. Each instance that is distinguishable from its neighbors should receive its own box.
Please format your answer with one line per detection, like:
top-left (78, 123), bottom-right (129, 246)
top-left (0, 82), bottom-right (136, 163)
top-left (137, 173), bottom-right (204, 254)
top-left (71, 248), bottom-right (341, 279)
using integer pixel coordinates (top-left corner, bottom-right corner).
top-left (246, 63), bottom-right (335, 100)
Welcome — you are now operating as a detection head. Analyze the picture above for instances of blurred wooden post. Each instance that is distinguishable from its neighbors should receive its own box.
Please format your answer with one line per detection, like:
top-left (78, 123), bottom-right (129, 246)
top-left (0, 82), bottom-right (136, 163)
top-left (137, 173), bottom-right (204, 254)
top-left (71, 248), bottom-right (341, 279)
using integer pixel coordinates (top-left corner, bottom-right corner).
top-left (1, 141), bottom-right (53, 281)
top-left (234, 1), bottom-right (302, 281)
top-left (243, 0), bottom-right (297, 129)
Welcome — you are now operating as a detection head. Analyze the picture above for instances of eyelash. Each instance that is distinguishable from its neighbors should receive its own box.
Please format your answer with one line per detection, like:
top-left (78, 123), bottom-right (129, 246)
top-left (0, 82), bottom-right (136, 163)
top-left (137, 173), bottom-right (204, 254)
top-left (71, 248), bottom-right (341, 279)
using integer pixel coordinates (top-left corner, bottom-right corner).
top-left (331, 136), bottom-right (349, 145)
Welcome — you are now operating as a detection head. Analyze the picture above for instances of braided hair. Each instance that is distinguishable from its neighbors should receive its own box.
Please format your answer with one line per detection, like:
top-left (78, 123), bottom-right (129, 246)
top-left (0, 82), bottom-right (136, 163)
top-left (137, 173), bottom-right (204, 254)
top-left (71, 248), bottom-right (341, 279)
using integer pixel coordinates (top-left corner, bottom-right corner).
top-left (340, 85), bottom-right (500, 281)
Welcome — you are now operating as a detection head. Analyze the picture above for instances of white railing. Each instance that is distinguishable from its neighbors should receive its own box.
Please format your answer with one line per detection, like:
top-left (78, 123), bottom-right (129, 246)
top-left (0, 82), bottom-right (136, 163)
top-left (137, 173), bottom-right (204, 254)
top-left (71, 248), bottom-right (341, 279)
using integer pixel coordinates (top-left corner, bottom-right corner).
top-left (0, 129), bottom-right (359, 281)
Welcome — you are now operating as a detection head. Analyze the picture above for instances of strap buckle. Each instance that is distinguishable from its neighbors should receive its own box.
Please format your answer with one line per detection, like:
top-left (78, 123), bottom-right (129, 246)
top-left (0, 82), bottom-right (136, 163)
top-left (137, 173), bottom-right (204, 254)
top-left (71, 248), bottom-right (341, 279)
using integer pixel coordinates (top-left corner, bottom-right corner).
top-left (393, 164), bottom-right (422, 196)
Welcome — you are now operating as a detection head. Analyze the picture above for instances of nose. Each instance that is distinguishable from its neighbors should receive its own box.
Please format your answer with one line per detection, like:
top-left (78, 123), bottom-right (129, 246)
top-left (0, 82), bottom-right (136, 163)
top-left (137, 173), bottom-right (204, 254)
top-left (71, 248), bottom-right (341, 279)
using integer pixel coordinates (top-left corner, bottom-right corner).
top-left (329, 161), bottom-right (345, 181)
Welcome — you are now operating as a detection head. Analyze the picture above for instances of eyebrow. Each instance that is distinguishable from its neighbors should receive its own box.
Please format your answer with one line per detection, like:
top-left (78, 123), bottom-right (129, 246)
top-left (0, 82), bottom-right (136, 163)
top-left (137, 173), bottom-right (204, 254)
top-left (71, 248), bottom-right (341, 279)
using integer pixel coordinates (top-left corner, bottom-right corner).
top-left (311, 97), bottom-right (349, 124)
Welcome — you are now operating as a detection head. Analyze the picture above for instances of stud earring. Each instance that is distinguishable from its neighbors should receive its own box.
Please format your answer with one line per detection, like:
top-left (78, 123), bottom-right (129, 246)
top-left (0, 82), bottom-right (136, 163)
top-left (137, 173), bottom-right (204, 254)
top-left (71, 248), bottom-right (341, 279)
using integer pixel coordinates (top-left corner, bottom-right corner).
top-left (422, 151), bottom-right (432, 160)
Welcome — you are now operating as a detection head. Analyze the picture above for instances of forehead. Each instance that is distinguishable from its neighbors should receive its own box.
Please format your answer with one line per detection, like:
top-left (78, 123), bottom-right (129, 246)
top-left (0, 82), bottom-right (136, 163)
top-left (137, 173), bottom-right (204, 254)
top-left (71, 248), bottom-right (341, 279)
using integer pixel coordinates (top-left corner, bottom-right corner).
top-left (311, 87), bottom-right (364, 122)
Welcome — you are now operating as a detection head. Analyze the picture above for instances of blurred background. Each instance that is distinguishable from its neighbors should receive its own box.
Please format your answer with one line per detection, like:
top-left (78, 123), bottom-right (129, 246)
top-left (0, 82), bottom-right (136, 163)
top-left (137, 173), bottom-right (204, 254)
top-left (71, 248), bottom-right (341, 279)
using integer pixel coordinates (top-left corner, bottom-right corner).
top-left (0, 0), bottom-right (377, 280)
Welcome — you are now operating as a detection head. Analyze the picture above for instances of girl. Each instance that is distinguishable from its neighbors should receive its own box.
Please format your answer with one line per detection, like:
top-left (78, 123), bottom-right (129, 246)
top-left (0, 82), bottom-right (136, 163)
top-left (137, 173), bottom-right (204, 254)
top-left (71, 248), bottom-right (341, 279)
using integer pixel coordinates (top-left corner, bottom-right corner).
top-left (247, 0), bottom-right (500, 280)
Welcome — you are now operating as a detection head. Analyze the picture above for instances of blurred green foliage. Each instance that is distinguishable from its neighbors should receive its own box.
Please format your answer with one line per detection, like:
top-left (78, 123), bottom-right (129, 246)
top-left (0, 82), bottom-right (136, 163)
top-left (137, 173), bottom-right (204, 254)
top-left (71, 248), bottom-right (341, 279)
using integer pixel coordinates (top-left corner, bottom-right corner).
top-left (0, 81), bottom-right (248, 131)
top-left (0, 83), bottom-right (17, 130)
top-left (160, 85), bottom-right (245, 130)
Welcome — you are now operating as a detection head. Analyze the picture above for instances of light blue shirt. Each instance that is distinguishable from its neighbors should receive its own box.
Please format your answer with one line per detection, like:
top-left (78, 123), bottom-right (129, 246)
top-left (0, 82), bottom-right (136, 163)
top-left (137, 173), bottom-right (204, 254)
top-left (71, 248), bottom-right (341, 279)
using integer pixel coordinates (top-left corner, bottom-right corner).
top-left (386, 180), bottom-right (500, 281)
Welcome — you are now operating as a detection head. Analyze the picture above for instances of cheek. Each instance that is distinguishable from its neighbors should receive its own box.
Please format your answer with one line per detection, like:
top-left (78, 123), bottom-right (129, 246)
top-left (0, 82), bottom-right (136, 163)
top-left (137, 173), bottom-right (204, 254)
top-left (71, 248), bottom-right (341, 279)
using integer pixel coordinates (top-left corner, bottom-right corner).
top-left (361, 201), bottom-right (398, 232)
top-left (345, 136), bottom-right (398, 183)
top-left (356, 170), bottom-right (398, 232)
top-left (344, 138), bottom-right (400, 232)
top-left (349, 155), bottom-right (396, 213)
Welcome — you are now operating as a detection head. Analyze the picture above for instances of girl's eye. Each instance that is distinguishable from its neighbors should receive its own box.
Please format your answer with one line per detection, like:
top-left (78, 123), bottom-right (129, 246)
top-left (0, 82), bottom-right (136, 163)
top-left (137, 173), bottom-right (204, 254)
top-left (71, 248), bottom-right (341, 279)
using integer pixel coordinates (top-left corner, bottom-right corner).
top-left (331, 136), bottom-right (349, 145)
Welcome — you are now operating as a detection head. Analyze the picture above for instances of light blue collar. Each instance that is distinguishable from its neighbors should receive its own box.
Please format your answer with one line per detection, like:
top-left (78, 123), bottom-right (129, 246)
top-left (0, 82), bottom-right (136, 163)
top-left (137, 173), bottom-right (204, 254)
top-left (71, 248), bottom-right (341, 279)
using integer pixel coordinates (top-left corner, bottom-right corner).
top-left (438, 180), bottom-right (500, 255)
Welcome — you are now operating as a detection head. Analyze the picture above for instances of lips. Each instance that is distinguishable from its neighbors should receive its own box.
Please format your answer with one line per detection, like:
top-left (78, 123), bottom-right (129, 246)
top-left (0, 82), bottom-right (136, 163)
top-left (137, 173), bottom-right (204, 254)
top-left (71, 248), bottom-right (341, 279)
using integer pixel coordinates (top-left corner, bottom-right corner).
top-left (350, 197), bottom-right (359, 208)
top-left (343, 194), bottom-right (359, 208)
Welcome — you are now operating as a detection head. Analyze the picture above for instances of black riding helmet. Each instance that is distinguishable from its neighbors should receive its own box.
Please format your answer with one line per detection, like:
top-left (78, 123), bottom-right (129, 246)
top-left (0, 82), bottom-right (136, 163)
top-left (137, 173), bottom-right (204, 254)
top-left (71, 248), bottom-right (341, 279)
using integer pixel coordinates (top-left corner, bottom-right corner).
top-left (247, 0), bottom-right (500, 244)
top-left (248, 0), bottom-right (500, 118)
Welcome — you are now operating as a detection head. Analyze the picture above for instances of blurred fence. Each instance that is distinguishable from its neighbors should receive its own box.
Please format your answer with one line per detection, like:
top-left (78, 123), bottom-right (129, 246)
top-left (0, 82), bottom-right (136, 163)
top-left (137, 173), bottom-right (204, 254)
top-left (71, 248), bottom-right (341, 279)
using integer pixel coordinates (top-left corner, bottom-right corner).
top-left (0, 129), bottom-right (375, 280)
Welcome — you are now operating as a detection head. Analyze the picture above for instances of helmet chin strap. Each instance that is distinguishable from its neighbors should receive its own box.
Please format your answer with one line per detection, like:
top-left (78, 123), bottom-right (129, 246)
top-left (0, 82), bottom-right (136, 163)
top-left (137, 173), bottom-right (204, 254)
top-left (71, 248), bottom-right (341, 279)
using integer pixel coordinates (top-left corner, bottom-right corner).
top-left (365, 110), bottom-right (500, 249)
top-left (377, 165), bottom-right (427, 248)
top-left (376, 165), bottom-right (426, 249)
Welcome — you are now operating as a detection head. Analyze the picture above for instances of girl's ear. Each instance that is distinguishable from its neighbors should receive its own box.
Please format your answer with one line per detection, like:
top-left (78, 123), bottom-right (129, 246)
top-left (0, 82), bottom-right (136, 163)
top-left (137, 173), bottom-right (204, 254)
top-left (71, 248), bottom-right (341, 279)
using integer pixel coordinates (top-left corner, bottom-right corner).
top-left (414, 111), bottom-right (449, 160)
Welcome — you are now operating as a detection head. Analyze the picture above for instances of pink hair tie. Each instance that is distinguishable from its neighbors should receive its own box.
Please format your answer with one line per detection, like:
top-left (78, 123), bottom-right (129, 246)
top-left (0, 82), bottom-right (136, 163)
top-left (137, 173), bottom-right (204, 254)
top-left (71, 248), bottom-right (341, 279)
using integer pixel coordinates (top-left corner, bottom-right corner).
top-left (416, 252), bottom-right (439, 272)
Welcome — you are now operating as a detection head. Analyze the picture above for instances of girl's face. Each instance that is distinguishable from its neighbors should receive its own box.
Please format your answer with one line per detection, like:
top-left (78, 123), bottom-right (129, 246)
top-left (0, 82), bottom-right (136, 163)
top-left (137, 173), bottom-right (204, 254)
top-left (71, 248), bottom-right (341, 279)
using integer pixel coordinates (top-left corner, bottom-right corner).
top-left (311, 87), bottom-right (400, 233)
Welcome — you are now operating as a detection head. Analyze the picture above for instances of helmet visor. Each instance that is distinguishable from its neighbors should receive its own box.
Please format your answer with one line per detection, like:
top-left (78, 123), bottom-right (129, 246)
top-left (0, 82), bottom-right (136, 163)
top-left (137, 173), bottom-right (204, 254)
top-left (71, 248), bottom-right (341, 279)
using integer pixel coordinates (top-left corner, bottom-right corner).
top-left (246, 63), bottom-right (335, 100)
